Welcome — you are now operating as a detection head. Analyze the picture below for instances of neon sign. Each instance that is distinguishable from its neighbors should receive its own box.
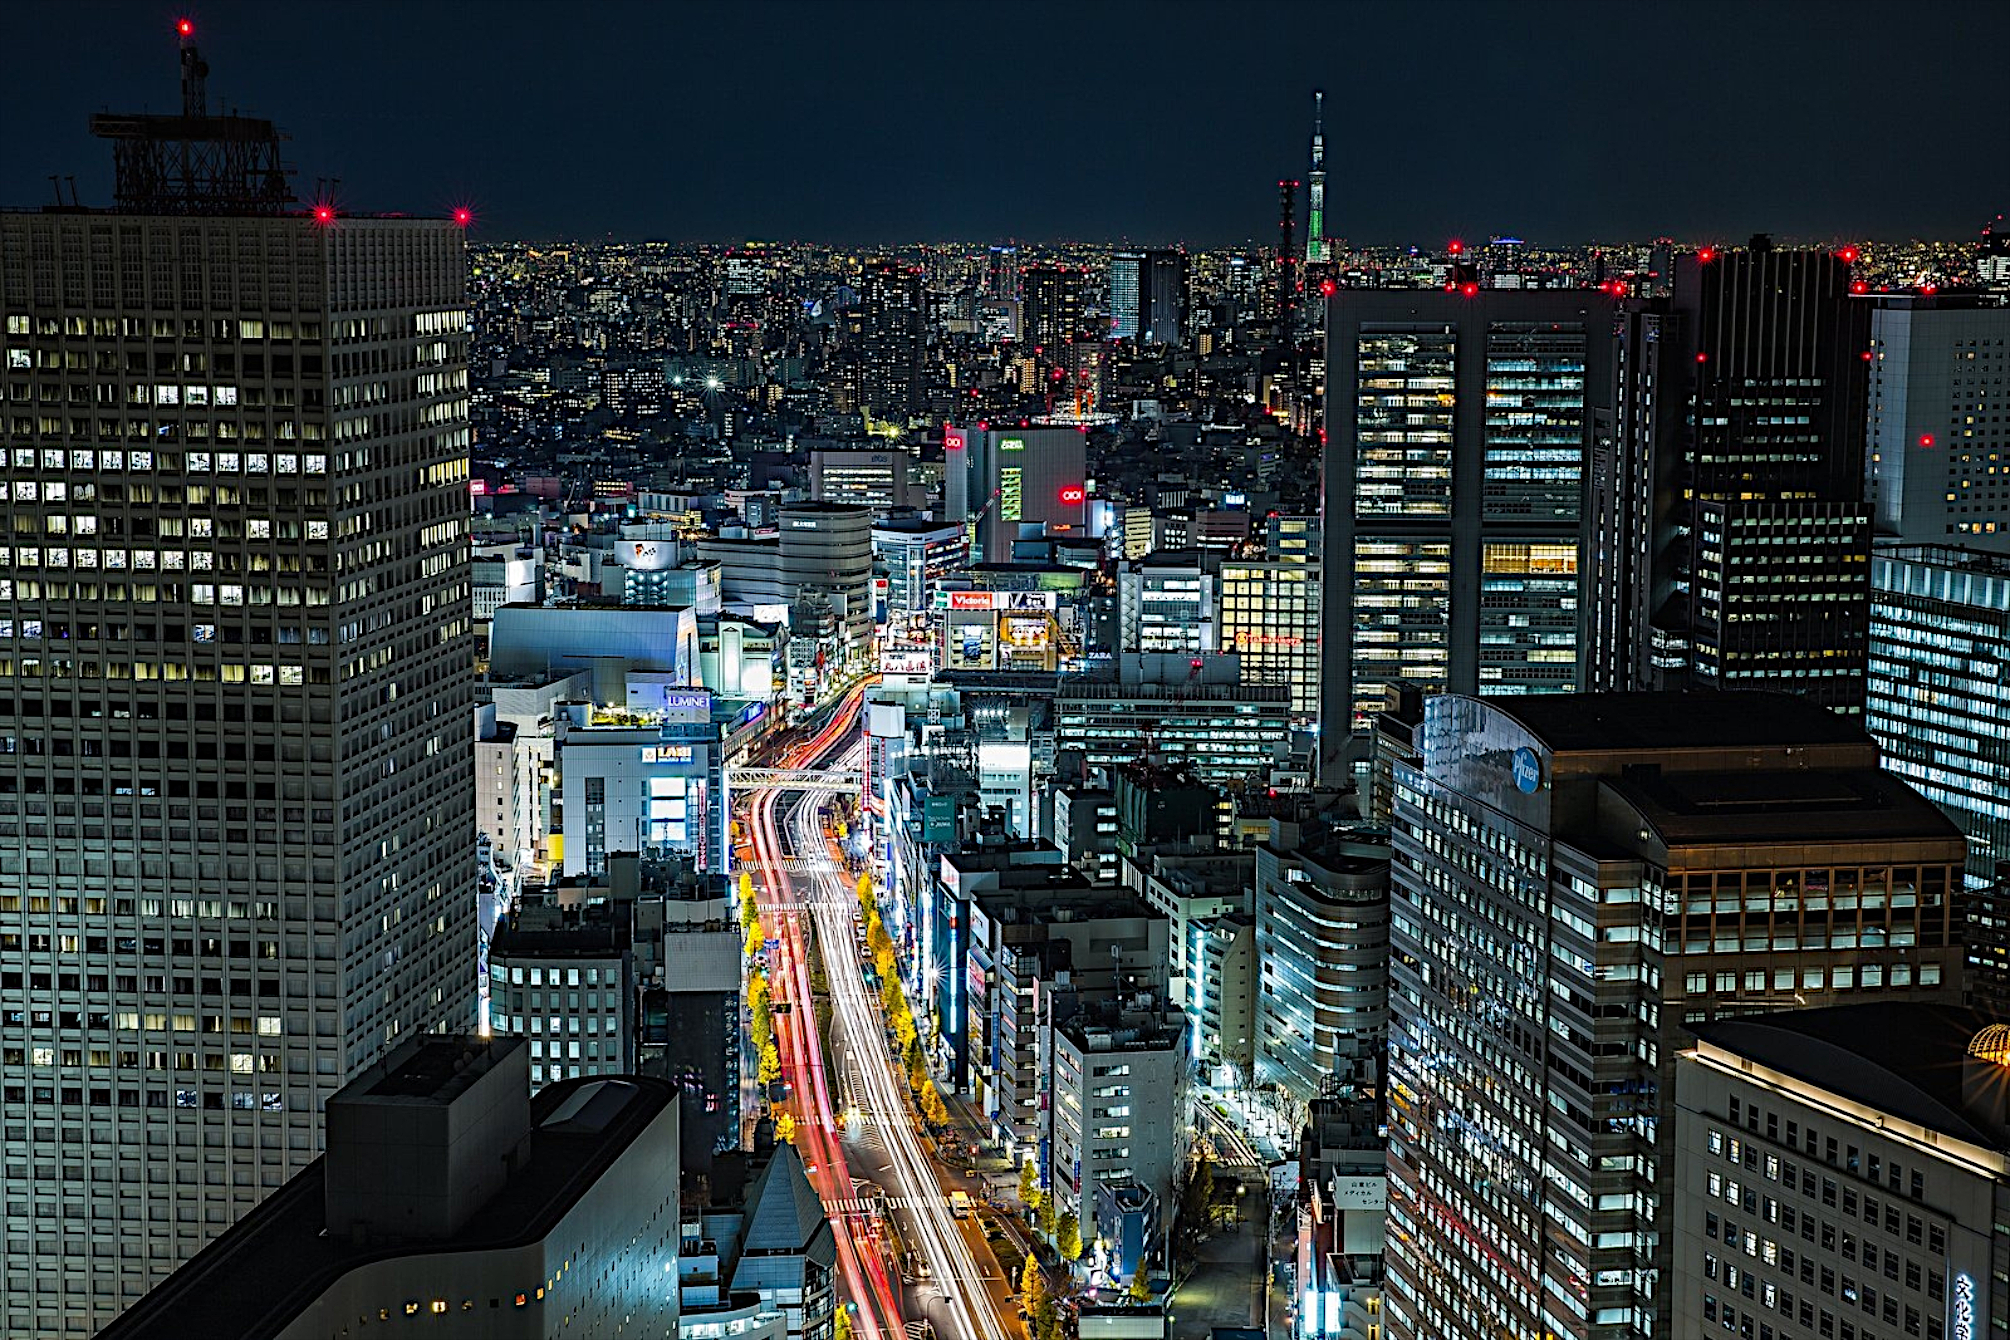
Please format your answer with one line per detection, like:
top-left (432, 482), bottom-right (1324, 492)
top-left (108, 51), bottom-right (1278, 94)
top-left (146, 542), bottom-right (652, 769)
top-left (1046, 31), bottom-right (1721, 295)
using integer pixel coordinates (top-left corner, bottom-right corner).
top-left (1058, 486), bottom-right (1085, 506)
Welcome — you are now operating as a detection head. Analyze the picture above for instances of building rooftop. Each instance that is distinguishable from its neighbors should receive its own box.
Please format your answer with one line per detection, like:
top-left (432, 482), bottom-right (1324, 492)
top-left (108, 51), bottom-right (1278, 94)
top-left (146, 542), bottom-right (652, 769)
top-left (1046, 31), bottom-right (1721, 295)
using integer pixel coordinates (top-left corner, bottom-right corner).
top-left (1874, 543), bottom-right (2010, 580)
top-left (1057, 1008), bottom-right (1186, 1054)
top-left (871, 516), bottom-right (962, 536)
top-left (98, 1074), bottom-right (677, 1340)
top-left (362, 1036), bottom-right (516, 1102)
top-left (1482, 691), bottom-right (1870, 755)
top-left (1605, 766), bottom-right (1963, 848)
top-left (777, 500), bottom-right (871, 517)
top-left (1690, 1004), bottom-right (2010, 1148)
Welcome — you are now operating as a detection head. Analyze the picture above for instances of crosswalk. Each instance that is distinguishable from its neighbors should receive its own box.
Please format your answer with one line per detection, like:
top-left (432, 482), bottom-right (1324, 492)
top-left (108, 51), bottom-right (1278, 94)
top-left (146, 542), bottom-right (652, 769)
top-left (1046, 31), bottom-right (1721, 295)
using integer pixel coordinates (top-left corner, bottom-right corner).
top-left (822, 1193), bottom-right (952, 1216)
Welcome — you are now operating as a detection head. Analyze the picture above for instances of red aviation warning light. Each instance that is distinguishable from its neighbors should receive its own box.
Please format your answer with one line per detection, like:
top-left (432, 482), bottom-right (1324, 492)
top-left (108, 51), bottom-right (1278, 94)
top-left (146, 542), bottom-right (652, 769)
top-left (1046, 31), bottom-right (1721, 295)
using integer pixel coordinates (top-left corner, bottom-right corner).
top-left (451, 207), bottom-right (473, 227)
top-left (1920, 433), bottom-right (1936, 448)
top-left (1850, 280), bottom-right (1869, 295)
top-left (1319, 278), bottom-right (1337, 297)
top-left (176, 17), bottom-right (194, 37)
top-left (311, 204), bottom-right (335, 225)
top-left (1460, 282), bottom-right (1479, 297)
top-left (1697, 246), bottom-right (1717, 264)
top-left (1446, 239), bottom-right (1465, 256)
top-left (1838, 245), bottom-right (1860, 264)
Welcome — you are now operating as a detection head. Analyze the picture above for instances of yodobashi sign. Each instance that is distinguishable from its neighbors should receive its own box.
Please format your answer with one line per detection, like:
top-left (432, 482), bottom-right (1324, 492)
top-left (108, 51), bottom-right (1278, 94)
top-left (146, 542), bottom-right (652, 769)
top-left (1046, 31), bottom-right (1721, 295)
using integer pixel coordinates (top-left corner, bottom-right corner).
top-left (1954, 1273), bottom-right (1975, 1340)
top-left (1511, 746), bottom-right (1542, 795)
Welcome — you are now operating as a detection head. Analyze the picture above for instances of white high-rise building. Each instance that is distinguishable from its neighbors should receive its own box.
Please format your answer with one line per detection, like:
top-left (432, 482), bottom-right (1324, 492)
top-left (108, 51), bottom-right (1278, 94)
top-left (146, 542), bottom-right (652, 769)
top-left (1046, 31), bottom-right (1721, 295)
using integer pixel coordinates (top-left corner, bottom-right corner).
top-left (1867, 297), bottom-right (2010, 553)
top-left (0, 45), bottom-right (474, 1331)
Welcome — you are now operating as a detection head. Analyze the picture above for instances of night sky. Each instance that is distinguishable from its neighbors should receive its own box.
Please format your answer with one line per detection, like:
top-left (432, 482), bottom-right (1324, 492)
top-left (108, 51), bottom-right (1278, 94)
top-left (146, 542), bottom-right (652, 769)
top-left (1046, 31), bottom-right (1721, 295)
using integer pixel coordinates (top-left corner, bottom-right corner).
top-left (6, 0), bottom-right (2005, 247)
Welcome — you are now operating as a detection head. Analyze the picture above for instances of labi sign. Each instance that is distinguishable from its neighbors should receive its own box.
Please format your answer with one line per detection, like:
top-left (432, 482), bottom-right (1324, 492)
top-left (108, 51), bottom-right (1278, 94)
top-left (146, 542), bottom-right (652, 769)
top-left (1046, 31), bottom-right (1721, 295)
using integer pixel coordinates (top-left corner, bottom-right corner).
top-left (1511, 746), bottom-right (1542, 795)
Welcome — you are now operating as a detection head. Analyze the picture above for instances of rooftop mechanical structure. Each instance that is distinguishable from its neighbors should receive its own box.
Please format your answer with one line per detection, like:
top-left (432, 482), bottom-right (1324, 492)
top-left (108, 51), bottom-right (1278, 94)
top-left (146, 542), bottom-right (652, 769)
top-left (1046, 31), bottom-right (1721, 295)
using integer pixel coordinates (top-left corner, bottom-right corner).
top-left (88, 19), bottom-right (296, 215)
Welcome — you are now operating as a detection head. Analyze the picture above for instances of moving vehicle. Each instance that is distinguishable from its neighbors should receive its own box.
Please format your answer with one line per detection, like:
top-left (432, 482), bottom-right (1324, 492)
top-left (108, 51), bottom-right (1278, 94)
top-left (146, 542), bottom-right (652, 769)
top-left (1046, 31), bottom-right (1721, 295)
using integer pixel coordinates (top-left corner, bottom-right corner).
top-left (949, 1190), bottom-right (971, 1218)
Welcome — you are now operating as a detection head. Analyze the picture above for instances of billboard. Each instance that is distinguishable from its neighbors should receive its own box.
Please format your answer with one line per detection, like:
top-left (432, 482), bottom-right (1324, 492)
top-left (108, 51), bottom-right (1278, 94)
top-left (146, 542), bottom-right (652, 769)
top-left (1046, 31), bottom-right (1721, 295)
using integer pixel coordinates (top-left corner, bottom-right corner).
top-left (618, 539), bottom-right (676, 571)
top-left (942, 590), bottom-right (1057, 612)
top-left (943, 610), bottom-right (995, 670)
top-left (879, 647), bottom-right (935, 678)
top-left (999, 613), bottom-right (1051, 652)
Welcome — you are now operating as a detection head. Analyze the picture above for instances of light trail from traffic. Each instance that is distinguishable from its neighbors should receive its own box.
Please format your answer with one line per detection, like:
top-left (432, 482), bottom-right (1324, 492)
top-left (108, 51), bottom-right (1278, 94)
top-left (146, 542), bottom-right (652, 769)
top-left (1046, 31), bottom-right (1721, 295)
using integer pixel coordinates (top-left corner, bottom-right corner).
top-left (752, 776), bottom-right (903, 1340)
top-left (739, 677), bottom-right (1013, 1340)
top-left (741, 681), bottom-right (902, 1340)
top-left (785, 745), bottom-right (1014, 1340)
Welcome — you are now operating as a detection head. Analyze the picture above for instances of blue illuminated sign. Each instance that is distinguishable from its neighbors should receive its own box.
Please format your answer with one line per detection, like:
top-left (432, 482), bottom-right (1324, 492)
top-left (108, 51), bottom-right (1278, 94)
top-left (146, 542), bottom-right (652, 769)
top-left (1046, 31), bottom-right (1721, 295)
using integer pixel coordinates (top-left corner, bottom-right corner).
top-left (1512, 747), bottom-right (1542, 795)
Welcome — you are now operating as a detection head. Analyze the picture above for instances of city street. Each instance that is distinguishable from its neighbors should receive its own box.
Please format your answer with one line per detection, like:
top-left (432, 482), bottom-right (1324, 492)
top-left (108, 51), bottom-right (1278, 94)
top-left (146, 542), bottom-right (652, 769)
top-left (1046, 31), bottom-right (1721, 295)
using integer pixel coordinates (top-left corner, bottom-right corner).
top-left (742, 687), bottom-right (1018, 1340)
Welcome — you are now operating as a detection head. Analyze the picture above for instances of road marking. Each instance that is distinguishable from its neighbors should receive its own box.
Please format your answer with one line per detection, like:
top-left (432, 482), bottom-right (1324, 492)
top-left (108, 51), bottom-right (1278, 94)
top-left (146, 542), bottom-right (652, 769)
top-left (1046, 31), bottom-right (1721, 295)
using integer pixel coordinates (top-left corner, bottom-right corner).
top-left (822, 1194), bottom-right (956, 1215)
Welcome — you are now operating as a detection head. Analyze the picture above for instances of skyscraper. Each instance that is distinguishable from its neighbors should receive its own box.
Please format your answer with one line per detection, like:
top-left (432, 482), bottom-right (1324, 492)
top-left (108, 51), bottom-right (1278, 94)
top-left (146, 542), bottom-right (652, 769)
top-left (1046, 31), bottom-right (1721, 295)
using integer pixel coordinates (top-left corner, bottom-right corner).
top-left (1108, 250), bottom-right (1185, 345)
top-left (1592, 241), bottom-right (1873, 712)
top-left (0, 33), bottom-right (474, 1331)
top-left (1142, 248), bottom-right (1189, 346)
top-left (1019, 264), bottom-right (1084, 355)
top-left (1385, 692), bottom-right (1966, 1340)
top-left (1867, 543), bottom-right (2010, 885)
top-left (985, 244), bottom-right (1022, 303)
top-left (1865, 294), bottom-right (2010, 552)
top-left (852, 259), bottom-right (926, 425)
top-left (1317, 286), bottom-right (1613, 775)
top-left (1108, 251), bottom-right (1144, 340)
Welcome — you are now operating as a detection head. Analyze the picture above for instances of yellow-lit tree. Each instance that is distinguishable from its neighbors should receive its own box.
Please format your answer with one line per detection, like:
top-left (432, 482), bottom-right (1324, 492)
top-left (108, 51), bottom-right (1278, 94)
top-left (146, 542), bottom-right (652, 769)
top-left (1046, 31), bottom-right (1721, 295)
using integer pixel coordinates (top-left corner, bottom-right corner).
top-left (1019, 1159), bottom-right (1043, 1215)
top-left (758, 1040), bottom-right (781, 1087)
top-left (744, 916), bottom-right (765, 960)
top-left (775, 1111), bottom-right (798, 1144)
top-left (749, 973), bottom-right (773, 1051)
top-left (918, 1082), bottom-right (949, 1127)
top-left (1056, 1211), bottom-right (1083, 1262)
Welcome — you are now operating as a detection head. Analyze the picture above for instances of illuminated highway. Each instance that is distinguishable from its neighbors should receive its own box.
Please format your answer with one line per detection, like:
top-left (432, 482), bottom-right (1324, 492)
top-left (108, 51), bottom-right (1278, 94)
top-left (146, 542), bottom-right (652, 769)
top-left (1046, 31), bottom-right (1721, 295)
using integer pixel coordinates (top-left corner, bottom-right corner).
top-left (786, 772), bottom-right (1015, 1340)
top-left (744, 687), bottom-right (903, 1340)
top-left (739, 684), bottom-right (1015, 1340)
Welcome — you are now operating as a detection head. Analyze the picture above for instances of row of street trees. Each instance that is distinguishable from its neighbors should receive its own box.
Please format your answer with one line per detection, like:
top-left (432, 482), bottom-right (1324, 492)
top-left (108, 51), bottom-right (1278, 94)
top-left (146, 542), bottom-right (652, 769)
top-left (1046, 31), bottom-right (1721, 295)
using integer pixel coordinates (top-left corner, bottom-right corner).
top-left (855, 872), bottom-right (948, 1126)
top-left (740, 872), bottom-right (784, 1117)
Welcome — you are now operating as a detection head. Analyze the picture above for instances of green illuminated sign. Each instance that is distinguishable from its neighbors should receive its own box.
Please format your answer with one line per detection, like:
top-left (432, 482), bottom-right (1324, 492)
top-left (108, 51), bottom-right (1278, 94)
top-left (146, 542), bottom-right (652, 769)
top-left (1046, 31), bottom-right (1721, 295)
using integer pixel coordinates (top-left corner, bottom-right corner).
top-left (999, 438), bottom-right (1026, 452)
top-left (1000, 466), bottom-right (1022, 521)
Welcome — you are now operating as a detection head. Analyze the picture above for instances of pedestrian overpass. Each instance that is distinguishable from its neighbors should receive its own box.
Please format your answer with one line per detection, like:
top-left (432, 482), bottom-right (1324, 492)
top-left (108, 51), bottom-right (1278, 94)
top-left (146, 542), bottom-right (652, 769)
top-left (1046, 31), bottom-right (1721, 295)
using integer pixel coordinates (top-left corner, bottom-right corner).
top-left (728, 767), bottom-right (863, 790)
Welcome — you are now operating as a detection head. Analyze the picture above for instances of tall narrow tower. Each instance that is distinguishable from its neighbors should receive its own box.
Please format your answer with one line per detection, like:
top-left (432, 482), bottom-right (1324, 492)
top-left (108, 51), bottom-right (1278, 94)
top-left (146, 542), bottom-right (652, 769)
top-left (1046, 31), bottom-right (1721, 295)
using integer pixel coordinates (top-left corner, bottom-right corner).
top-left (1306, 90), bottom-right (1329, 264)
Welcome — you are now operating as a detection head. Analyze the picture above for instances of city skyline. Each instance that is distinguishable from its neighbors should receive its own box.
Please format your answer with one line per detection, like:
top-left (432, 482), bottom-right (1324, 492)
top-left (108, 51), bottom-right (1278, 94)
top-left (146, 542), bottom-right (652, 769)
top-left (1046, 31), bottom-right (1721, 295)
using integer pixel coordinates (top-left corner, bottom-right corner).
top-left (10, 7), bottom-right (2010, 1340)
top-left (6, 0), bottom-right (2008, 246)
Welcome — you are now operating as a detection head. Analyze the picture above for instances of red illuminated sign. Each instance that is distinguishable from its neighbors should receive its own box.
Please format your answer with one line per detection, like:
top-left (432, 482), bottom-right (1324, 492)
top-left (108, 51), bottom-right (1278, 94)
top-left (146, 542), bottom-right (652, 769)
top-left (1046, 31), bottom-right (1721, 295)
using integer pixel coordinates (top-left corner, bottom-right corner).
top-left (1058, 486), bottom-right (1086, 506)
top-left (947, 591), bottom-right (992, 611)
top-left (944, 424), bottom-right (965, 452)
